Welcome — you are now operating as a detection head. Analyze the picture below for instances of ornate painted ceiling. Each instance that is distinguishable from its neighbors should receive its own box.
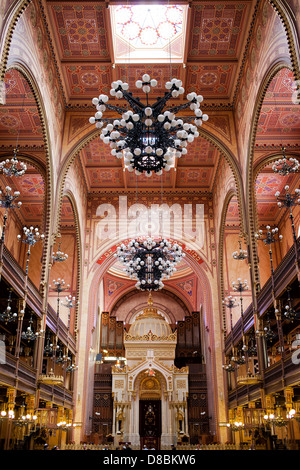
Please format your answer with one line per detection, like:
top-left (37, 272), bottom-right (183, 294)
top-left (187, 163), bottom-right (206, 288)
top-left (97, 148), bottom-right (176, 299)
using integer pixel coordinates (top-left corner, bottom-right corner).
top-left (0, 1), bottom-right (299, 288)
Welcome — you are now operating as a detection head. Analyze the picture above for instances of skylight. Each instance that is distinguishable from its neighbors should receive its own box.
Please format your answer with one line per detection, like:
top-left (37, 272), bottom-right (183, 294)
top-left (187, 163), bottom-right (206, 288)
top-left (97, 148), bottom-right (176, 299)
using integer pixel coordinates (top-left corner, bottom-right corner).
top-left (110, 4), bottom-right (187, 63)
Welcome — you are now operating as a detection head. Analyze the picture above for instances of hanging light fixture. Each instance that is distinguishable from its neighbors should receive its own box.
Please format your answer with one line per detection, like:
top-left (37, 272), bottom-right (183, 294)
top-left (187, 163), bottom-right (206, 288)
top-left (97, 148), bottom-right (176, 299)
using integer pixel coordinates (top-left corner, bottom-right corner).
top-left (89, 76), bottom-right (208, 176)
top-left (66, 355), bottom-right (78, 373)
top-left (232, 347), bottom-right (246, 365)
top-left (0, 288), bottom-right (18, 324)
top-left (263, 315), bottom-right (276, 343)
top-left (49, 278), bottom-right (70, 318)
top-left (222, 361), bottom-right (235, 373)
top-left (115, 238), bottom-right (185, 291)
top-left (0, 186), bottom-right (22, 244)
top-left (272, 148), bottom-right (299, 175)
top-left (0, 148), bottom-right (27, 177)
top-left (21, 315), bottom-right (39, 342)
top-left (61, 295), bottom-right (78, 331)
top-left (275, 185), bottom-right (300, 243)
top-left (43, 332), bottom-right (53, 357)
top-left (222, 296), bottom-right (239, 372)
top-left (282, 287), bottom-right (300, 322)
top-left (17, 226), bottom-right (44, 276)
top-left (247, 333), bottom-right (257, 357)
top-left (52, 234), bottom-right (68, 262)
top-left (232, 279), bottom-right (249, 316)
top-left (255, 225), bottom-right (283, 275)
top-left (232, 238), bottom-right (247, 260)
top-left (56, 346), bottom-right (67, 364)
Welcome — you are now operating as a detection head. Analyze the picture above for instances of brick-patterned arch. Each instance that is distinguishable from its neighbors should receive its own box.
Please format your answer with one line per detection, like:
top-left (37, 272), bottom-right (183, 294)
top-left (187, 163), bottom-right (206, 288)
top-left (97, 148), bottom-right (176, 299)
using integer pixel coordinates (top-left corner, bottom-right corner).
top-left (0, 0), bottom-right (31, 83)
top-left (246, 61), bottom-right (293, 292)
top-left (269, 0), bottom-right (300, 82)
top-left (218, 189), bottom-right (241, 341)
top-left (5, 63), bottom-right (53, 302)
top-left (58, 190), bottom-right (82, 342)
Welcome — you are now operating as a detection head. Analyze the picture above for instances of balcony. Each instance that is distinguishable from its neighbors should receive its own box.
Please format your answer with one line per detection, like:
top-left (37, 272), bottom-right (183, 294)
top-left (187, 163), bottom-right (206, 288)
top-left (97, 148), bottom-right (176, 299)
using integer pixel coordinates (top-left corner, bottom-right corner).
top-left (225, 238), bottom-right (300, 354)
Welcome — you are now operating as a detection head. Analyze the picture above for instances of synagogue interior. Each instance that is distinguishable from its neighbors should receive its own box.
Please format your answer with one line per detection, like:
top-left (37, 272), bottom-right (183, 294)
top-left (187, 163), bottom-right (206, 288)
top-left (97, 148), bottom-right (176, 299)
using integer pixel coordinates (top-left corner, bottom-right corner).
top-left (0, 0), bottom-right (300, 451)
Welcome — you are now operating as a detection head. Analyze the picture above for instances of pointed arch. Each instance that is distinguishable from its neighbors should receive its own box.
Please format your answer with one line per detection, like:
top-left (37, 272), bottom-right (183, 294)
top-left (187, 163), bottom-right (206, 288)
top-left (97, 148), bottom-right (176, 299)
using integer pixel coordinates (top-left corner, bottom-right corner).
top-left (3, 62), bottom-right (53, 297)
top-left (245, 61), bottom-right (294, 289)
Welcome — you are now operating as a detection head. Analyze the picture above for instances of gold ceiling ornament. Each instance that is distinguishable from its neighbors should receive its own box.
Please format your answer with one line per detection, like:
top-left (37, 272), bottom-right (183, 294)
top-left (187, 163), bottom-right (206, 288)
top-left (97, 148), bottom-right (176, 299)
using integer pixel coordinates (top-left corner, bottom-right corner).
top-left (136, 294), bottom-right (163, 320)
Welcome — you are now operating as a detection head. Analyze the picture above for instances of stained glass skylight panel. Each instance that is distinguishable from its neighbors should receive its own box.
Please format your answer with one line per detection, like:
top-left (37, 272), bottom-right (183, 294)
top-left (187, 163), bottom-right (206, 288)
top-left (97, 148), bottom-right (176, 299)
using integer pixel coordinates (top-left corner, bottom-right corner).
top-left (110, 4), bottom-right (187, 63)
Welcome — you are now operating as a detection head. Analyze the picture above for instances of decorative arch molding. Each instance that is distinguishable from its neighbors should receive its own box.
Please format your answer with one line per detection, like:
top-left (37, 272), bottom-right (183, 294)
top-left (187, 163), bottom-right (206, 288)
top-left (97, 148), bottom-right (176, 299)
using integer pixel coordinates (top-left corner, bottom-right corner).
top-left (252, 150), bottom-right (300, 231)
top-left (87, 240), bottom-right (214, 330)
top-left (83, 235), bottom-right (221, 437)
top-left (54, 124), bottom-right (246, 238)
top-left (132, 365), bottom-right (168, 395)
top-left (109, 287), bottom-right (191, 324)
top-left (246, 61), bottom-right (294, 290)
top-left (59, 189), bottom-right (82, 340)
top-left (0, 150), bottom-right (48, 235)
top-left (217, 189), bottom-right (240, 341)
top-left (4, 62), bottom-right (53, 299)
top-left (0, 0), bottom-right (30, 83)
top-left (269, 0), bottom-right (300, 81)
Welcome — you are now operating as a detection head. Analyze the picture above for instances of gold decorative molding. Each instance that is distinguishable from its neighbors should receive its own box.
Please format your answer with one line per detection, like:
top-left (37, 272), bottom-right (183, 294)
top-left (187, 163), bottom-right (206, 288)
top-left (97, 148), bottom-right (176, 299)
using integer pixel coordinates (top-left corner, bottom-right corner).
top-left (236, 374), bottom-right (262, 385)
top-left (124, 331), bottom-right (177, 342)
top-left (38, 369), bottom-right (64, 386)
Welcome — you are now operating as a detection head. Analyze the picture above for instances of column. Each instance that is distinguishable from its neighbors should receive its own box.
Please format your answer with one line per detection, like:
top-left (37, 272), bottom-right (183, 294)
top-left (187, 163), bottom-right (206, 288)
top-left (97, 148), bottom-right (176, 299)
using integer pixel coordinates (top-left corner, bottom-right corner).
top-left (4, 387), bottom-right (16, 450)
top-left (184, 401), bottom-right (188, 435)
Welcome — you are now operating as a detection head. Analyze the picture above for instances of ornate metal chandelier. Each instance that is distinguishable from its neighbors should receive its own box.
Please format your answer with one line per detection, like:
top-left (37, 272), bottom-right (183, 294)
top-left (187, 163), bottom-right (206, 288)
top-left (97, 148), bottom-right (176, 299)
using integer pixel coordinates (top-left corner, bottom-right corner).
top-left (232, 238), bottom-right (247, 260)
top-left (52, 234), bottom-right (68, 262)
top-left (21, 315), bottom-right (39, 342)
top-left (272, 148), bottom-right (299, 175)
top-left (0, 149), bottom-right (27, 177)
top-left (0, 289), bottom-right (18, 324)
top-left (115, 238), bottom-right (185, 291)
top-left (0, 186), bottom-right (22, 244)
top-left (89, 75), bottom-right (208, 175)
top-left (275, 185), bottom-right (300, 243)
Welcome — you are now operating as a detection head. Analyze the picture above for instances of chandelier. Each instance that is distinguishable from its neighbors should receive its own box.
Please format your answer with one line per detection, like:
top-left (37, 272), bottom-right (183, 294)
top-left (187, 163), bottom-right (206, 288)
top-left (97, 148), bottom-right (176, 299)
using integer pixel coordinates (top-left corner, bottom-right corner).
top-left (0, 149), bottom-right (27, 177)
top-left (0, 289), bottom-right (18, 324)
top-left (0, 186), bottom-right (22, 244)
top-left (255, 225), bottom-right (283, 275)
top-left (21, 315), bottom-right (39, 342)
top-left (232, 238), bottom-right (247, 260)
top-left (222, 361), bottom-right (235, 373)
top-left (275, 185), bottom-right (300, 243)
top-left (282, 288), bottom-right (300, 322)
top-left (43, 332), bottom-right (53, 356)
top-left (61, 295), bottom-right (78, 331)
top-left (52, 234), bottom-right (68, 262)
top-left (89, 75), bottom-right (208, 175)
top-left (263, 315), bottom-right (276, 343)
top-left (49, 278), bottom-right (70, 319)
top-left (17, 226), bottom-right (44, 276)
top-left (272, 148), bottom-right (299, 175)
top-left (115, 238), bottom-right (185, 291)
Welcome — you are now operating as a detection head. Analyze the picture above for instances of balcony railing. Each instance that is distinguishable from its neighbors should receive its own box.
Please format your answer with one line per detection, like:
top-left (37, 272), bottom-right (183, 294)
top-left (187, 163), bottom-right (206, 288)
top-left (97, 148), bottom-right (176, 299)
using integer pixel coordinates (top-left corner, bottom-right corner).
top-left (225, 238), bottom-right (300, 354)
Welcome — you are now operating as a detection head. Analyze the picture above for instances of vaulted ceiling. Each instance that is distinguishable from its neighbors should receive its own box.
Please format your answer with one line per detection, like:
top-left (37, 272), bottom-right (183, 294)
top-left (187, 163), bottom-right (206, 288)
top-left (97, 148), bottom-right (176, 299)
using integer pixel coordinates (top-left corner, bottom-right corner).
top-left (0, 1), bottom-right (299, 241)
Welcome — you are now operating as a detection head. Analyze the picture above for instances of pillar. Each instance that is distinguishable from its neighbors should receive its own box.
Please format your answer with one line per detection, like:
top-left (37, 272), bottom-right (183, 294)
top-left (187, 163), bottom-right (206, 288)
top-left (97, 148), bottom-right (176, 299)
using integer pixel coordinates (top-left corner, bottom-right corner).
top-left (4, 387), bottom-right (16, 450)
